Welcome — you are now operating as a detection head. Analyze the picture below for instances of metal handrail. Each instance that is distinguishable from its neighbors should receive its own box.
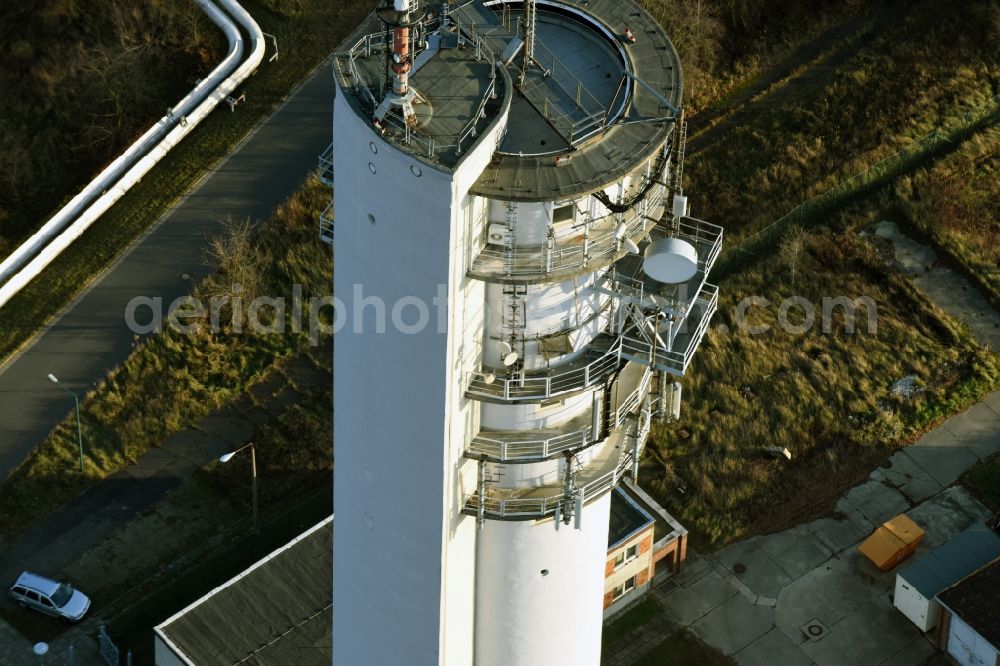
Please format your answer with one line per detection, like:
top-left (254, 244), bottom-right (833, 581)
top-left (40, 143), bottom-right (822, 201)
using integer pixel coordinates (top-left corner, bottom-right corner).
top-left (466, 334), bottom-right (623, 402)
top-left (468, 184), bottom-right (666, 281)
top-left (471, 426), bottom-right (593, 460)
top-left (620, 283), bottom-right (719, 377)
top-left (464, 408), bottom-right (651, 519)
top-left (343, 27), bottom-right (500, 160)
top-left (607, 216), bottom-right (723, 315)
top-left (467, 366), bottom-right (652, 460)
top-left (318, 142), bottom-right (334, 186)
top-left (319, 203), bottom-right (334, 245)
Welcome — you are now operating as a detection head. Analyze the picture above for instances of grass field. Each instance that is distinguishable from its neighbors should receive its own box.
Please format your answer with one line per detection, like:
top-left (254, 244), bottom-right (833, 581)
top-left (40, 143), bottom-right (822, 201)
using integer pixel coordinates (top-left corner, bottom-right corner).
top-left (686, 0), bottom-right (998, 248)
top-left (895, 125), bottom-right (1000, 307)
top-left (0, 177), bottom-right (332, 539)
top-left (0, 1), bottom-right (223, 253)
top-left (603, 598), bottom-right (663, 649)
top-left (0, 0), bottom-right (375, 364)
top-left (641, 220), bottom-right (1000, 548)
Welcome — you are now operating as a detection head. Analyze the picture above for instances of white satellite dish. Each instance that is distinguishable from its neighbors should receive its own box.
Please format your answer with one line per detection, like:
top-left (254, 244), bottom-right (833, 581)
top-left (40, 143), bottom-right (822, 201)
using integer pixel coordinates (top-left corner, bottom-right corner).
top-left (497, 340), bottom-right (519, 367)
top-left (483, 372), bottom-right (497, 385)
top-left (623, 238), bottom-right (640, 255)
top-left (643, 237), bottom-right (698, 283)
top-left (614, 221), bottom-right (628, 240)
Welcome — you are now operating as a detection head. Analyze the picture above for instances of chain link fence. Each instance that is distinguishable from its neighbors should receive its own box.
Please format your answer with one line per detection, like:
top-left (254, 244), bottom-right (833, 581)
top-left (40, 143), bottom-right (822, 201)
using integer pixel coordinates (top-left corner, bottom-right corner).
top-left (714, 94), bottom-right (1000, 278)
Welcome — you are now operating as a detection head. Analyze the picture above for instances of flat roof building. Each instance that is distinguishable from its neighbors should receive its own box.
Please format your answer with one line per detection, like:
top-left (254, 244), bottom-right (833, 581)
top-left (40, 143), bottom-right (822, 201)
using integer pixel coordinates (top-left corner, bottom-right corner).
top-left (154, 517), bottom-right (332, 665)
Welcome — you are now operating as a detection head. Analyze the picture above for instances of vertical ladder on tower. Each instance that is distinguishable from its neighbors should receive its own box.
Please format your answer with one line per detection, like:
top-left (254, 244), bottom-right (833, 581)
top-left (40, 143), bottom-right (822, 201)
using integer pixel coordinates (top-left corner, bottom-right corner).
top-left (503, 283), bottom-right (528, 377)
top-left (503, 201), bottom-right (518, 277)
top-left (519, 0), bottom-right (538, 89)
top-left (672, 113), bottom-right (688, 196)
top-left (666, 113), bottom-right (688, 235)
top-left (600, 378), bottom-right (614, 439)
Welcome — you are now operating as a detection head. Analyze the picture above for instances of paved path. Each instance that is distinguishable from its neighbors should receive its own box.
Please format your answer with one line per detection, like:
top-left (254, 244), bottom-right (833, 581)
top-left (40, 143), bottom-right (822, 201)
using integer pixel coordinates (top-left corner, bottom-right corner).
top-left (0, 354), bottom-right (327, 662)
top-left (0, 61), bottom-right (332, 483)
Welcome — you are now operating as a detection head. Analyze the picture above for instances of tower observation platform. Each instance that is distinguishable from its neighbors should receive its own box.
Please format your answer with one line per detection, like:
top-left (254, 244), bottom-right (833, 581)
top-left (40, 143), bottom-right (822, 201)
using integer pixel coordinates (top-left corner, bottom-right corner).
top-left (330, 2), bottom-right (720, 665)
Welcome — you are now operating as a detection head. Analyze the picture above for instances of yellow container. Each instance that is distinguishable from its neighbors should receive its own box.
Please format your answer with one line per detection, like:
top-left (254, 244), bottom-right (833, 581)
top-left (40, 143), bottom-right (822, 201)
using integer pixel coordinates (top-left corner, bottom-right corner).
top-left (858, 513), bottom-right (925, 571)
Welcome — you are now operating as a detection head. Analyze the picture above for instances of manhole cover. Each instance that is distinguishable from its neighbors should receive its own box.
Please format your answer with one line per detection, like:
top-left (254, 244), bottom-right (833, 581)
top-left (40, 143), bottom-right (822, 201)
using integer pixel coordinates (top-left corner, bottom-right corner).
top-left (733, 563), bottom-right (746, 574)
top-left (801, 619), bottom-right (828, 642)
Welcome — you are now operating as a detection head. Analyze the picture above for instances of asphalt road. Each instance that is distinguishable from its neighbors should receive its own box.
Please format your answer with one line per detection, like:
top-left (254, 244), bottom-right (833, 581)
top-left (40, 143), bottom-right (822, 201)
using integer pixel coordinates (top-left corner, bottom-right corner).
top-left (0, 63), bottom-right (333, 483)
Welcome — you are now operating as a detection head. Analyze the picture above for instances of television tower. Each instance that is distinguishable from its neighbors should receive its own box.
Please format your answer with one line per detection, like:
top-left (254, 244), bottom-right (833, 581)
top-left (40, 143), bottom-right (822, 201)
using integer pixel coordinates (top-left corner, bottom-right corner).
top-left (330, 1), bottom-right (721, 664)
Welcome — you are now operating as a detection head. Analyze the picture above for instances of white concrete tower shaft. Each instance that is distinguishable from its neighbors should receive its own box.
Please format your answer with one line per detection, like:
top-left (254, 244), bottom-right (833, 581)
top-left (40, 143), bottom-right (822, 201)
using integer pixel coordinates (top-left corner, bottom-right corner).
top-left (330, 2), bottom-right (719, 664)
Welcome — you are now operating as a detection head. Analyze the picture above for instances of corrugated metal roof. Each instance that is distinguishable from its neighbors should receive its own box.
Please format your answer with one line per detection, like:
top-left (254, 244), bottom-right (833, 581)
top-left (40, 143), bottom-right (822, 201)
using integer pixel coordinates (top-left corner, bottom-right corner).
top-left (156, 517), bottom-right (332, 665)
top-left (897, 526), bottom-right (1000, 598)
top-left (938, 556), bottom-right (1000, 648)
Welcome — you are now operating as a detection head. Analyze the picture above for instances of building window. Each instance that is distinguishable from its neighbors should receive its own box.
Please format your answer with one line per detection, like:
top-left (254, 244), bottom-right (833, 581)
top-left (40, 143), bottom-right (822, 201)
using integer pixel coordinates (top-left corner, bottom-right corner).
top-left (612, 575), bottom-right (637, 601)
top-left (614, 543), bottom-right (639, 570)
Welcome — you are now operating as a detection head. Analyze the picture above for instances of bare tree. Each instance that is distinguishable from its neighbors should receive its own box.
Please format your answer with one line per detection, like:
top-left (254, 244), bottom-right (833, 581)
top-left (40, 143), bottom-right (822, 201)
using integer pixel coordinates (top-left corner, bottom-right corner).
top-left (204, 217), bottom-right (265, 304)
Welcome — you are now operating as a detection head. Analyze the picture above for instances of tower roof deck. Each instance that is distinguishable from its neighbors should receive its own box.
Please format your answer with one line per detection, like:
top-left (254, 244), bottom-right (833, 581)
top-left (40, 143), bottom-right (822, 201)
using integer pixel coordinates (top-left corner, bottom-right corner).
top-left (332, 0), bottom-right (681, 197)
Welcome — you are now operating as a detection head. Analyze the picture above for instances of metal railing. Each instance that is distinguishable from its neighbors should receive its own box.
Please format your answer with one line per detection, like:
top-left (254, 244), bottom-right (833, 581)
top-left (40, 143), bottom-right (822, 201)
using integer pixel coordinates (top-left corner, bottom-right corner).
top-left (464, 407), bottom-right (651, 519)
top-left (468, 184), bottom-right (666, 281)
top-left (607, 216), bottom-right (724, 316)
top-left (470, 425), bottom-right (594, 461)
top-left (318, 142), bottom-right (333, 186)
top-left (620, 282), bottom-right (719, 377)
top-left (466, 334), bottom-right (623, 402)
top-left (519, 37), bottom-right (608, 145)
top-left (319, 203), bottom-right (334, 245)
top-left (467, 366), bottom-right (652, 460)
top-left (342, 27), bottom-right (500, 161)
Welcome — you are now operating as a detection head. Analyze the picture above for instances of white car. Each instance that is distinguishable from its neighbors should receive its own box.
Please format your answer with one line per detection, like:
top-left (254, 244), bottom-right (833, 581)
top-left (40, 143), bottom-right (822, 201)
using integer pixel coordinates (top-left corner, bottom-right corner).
top-left (8, 572), bottom-right (91, 623)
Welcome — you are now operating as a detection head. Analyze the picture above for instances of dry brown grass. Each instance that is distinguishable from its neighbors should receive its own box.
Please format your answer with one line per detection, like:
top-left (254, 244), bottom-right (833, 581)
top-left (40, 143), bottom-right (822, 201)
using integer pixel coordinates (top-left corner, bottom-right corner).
top-left (894, 126), bottom-right (1000, 306)
top-left (640, 226), bottom-right (1000, 548)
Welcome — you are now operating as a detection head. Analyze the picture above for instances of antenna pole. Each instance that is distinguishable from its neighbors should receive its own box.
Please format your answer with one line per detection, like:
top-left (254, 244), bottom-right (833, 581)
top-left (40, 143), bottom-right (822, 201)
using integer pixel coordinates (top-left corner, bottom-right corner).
top-left (519, 0), bottom-right (537, 88)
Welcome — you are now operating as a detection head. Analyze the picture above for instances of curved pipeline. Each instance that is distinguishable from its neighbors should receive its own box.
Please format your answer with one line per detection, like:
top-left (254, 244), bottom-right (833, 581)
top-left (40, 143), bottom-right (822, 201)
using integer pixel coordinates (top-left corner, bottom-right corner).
top-left (0, 0), bottom-right (266, 310)
top-left (0, 0), bottom-right (243, 285)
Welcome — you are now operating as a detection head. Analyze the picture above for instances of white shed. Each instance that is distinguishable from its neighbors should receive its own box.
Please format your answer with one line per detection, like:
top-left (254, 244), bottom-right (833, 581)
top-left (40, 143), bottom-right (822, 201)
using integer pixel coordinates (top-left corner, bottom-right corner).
top-left (937, 557), bottom-right (1000, 666)
top-left (893, 526), bottom-right (1000, 632)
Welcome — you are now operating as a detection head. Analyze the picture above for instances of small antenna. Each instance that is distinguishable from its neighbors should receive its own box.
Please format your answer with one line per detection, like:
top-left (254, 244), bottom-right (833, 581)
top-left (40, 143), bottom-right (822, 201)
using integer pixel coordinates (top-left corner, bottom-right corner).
top-left (519, 0), bottom-right (538, 89)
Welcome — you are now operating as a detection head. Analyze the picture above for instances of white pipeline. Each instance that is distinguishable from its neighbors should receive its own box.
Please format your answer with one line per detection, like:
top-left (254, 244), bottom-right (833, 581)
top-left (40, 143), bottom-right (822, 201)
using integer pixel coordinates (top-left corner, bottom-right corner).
top-left (0, 0), bottom-right (266, 310)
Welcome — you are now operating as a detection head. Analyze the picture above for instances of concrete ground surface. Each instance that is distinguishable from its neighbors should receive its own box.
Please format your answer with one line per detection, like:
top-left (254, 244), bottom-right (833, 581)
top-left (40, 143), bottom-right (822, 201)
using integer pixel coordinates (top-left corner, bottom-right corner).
top-left (0, 55), bottom-right (333, 484)
top-left (871, 220), bottom-right (1000, 350)
top-left (639, 400), bottom-right (998, 666)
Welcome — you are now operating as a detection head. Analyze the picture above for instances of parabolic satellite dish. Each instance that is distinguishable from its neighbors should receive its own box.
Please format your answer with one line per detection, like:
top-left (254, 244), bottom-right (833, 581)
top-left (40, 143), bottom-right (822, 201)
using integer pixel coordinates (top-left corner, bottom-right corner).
top-left (643, 237), bottom-right (699, 283)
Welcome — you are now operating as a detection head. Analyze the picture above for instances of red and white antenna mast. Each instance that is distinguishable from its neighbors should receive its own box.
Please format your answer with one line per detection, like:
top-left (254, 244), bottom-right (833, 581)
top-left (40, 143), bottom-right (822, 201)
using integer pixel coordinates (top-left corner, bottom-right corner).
top-left (375, 0), bottom-right (422, 126)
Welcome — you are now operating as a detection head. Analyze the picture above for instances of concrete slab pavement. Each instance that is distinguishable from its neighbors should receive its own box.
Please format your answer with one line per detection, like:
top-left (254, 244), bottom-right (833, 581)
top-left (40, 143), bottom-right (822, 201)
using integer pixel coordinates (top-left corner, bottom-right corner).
top-left (758, 525), bottom-right (833, 581)
top-left (689, 594), bottom-right (774, 657)
top-left (712, 536), bottom-right (794, 600)
top-left (651, 483), bottom-right (992, 666)
top-left (842, 480), bottom-right (910, 526)
top-left (734, 627), bottom-right (812, 666)
top-left (806, 505), bottom-right (874, 553)
top-left (658, 571), bottom-right (737, 626)
top-left (799, 594), bottom-right (923, 666)
top-left (904, 445), bottom-right (982, 488)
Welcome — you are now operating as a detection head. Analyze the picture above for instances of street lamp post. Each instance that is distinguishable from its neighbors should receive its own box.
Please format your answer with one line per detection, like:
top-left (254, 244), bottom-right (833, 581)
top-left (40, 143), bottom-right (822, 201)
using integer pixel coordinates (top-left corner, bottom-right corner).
top-left (220, 442), bottom-right (258, 534)
top-left (47, 374), bottom-right (83, 472)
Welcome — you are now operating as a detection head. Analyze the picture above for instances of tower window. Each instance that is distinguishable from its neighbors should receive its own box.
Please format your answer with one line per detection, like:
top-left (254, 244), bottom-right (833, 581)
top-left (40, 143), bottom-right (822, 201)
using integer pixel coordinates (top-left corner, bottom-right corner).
top-left (553, 202), bottom-right (575, 224)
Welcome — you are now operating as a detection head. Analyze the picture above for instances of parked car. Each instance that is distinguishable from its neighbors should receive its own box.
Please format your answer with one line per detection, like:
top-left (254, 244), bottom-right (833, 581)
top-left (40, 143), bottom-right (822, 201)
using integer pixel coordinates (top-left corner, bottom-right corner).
top-left (8, 572), bottom-right (90, 623)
